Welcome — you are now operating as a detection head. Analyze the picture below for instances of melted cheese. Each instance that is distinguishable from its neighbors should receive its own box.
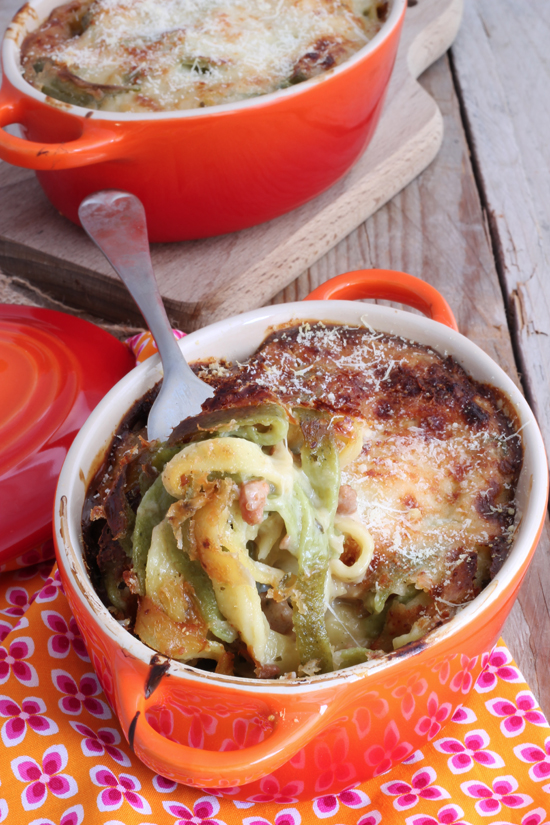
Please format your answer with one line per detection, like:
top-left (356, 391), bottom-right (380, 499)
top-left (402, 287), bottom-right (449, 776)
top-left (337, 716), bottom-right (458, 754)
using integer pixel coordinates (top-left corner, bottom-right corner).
top-left (22, 0), bottom-right (388, 112)
top-left (342, 423), bottom-right (513, 586)
top-left (199, 320), bottom-right (522, 651)
top-left (84, 319), bottom-right (522, 675)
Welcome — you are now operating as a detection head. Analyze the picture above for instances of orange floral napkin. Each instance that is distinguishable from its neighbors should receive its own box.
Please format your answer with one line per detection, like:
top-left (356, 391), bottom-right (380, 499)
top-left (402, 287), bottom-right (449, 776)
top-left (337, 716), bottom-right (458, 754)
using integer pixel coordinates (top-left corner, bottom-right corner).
top-left (0, 558), bottom-right (549, 824)
top-left (1, 330), bottom-right (549, 824)
top-left (125, 331), bottom-right (187, 364)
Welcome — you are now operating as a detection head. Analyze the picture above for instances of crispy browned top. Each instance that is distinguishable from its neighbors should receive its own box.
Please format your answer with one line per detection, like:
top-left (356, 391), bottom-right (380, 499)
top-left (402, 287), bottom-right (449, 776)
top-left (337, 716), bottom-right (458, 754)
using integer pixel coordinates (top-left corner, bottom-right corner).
top-left (83, 322), bottom-right (523, 657)
top-left (196, 322), bottom-right (522, 610)
top-left (20, 0), bottom-right (389, 113)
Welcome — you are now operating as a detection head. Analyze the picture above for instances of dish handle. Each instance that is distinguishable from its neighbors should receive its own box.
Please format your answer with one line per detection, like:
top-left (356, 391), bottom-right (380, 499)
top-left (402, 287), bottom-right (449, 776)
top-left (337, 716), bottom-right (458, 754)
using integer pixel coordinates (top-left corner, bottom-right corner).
top-left (0, 89), bottom-right (125, 170)
top-left (115, 663), bottom-right (338, 788)
top-left (305, 269), bottom-right (458, 331)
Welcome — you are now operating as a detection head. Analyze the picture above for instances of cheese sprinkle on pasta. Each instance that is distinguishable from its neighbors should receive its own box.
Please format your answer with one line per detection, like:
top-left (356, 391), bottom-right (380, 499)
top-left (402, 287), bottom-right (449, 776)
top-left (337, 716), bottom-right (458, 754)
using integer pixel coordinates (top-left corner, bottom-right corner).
top-left (82, 322), bottom-right (522, 679)
top-left (21, 0), bottom-right (389, 111)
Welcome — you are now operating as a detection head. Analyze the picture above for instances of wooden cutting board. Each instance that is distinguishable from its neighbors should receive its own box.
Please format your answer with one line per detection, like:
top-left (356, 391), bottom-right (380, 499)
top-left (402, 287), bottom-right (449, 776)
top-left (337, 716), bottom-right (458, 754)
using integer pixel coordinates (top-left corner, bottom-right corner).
top-left (0, 0), bottom-right (463, 331)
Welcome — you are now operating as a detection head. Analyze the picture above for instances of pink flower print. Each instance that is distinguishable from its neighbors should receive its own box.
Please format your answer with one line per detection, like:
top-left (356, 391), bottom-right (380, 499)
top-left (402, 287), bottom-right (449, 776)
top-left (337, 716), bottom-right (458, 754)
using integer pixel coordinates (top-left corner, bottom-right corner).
top-left (313, 787), bottom-right (370, 818)
top-left (220, 715), bottom-right (268, 752)
top-left (90, 652), bottom-right (114, 708)
top-left (204, 786), bottom-right (241, 801)
top-left (127, 328), bottom-right (186, 361)
top-left (90, 766), bottom-right (151, 815)
top-left (393, 673), bottom-right (428, 720)
top-left (450, 655), bottom-right (478, 694)
top-left (357, 812), bottom-right (382, 825)
top-left (243, 811), bottom-right (303, 825)
top-left (52, 670), bottom-right (111, 719)
top-left (247, 775), bottom-right (303, 804)
top-left (514, 738), bottom-right (550, 783)
top-left (69, 722), bottom-right (131, 766)
top-left (35, 569), bottom-right (64, 603)
top-left (451, 706), bottom-right (477, 725)
top-left (312, 728), bottom-right (356, 794)
top-left (403, 750), bottom-right (425, 765)
top-left (0, 637), bottom-right (38, 686)
top-left (381, 767), bottom-right (450, 811)
top-left (0, 587), bottom-right (31, 618)
top-left (430, 654), bottom-right (457, 686)
top-left (0, 614), bottom-right (30, 641)
top-left (518, 809), bottom-right (550, 825)
top-left (245, 811), bottom-right (306, 825)
top-left (433, 729), bottom-right (504, 774)
top-left (405, 803), bottom-right (473, 825)
top-left (415, 692), bottom-right (452, 740)
top-left (0, 780), bottom-right (7, 824)
top-left (0, 619), bottom-right (13, 644)
top-left (0, 696), bottom-right (58, 746)
top-left (163, 796), bottom-right (225, 824)
top-left (289, 748), bottom-right (306, 769)
top-left (486, 690), bottom-right (547, 737)
top-left (28, 803), bottom-right (84, 825)
top-left (174, 703), bottom-right (217, 748)
top-left (461, 775), bottom-right (533, 817)
top-left (475, 646), bottom-right (523, 694)
top-left (365, 719), bottom-right (413, 776)
top-left (11, 744), bottom-right (78, 811)
top-left (353, 694), bottom-right (388, 740)
top-left (41, 612), bottom-right (89, 661)
top-left (15, 542), bottom-right (55, 574)
top-left (153, 775), bottom-right (178, 793)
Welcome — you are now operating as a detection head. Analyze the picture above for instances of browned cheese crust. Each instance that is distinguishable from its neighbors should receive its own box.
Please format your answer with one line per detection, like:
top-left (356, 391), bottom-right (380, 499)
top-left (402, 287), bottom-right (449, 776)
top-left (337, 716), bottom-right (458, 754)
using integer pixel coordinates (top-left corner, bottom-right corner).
top-left (20, 0), bottom-right (390, 112)
top-left (82, 323), bottom-right (522, 665)
top-left (195, 323), bottom-right (523, 648)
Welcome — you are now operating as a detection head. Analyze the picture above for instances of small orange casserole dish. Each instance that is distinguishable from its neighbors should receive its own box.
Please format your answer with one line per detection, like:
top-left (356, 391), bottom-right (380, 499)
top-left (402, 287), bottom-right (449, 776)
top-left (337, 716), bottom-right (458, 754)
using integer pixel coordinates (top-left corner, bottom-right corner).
top-left (0, 0), bottom-right (406, 241)
top-left (53, 271), bottom-right (549, 800)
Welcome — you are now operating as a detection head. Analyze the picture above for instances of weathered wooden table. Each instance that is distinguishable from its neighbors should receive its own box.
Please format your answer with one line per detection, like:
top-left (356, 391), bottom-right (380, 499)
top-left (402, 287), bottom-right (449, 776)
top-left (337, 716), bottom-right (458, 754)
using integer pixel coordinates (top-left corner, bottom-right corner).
top-left (1, 0), bottom-right (549, 714)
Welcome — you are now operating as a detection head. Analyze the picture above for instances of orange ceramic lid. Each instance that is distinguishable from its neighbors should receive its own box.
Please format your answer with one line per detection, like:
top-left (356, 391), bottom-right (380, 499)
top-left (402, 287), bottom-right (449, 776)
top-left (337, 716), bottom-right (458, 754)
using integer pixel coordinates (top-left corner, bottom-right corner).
top-left (0, 305), bottom-right (135, 567)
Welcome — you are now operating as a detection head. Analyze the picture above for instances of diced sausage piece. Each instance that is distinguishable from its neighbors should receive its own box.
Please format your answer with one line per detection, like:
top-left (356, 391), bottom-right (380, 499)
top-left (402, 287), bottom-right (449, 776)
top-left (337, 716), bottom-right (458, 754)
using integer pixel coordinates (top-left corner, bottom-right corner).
top-left (239, 480), bottom-right (270, 525)
top-left (255, 664), bottom-right (281, 679)
top-left (337, 484), bottom-right (357, 515)
top-left (261, 595), bottom-right (294, 635)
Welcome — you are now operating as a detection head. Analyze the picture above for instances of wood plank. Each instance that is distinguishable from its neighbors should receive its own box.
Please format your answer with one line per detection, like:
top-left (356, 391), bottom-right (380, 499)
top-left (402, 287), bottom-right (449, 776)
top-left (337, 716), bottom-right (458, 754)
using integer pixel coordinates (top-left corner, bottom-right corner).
top-left (450, 0), bottom-right (550, 713)
top-left (273, 53), bottom-right (550, 717)
top-left (0, 0), bottom-right (463, 330)
top-left (450, 0), bottom-right (550, 458)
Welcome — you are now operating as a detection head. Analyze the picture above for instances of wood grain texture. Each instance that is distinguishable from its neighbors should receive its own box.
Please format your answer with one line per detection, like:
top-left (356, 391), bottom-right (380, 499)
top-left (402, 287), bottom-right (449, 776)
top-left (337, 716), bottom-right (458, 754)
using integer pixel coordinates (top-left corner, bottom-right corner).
top-left (0, 0), bottom-right (463, 330)
top-left (451, 0), bottom-right (550, 458)
top-left (272, 54), bottom-right (550, 717)
top-left (449, 0), bottom-right (550, 713)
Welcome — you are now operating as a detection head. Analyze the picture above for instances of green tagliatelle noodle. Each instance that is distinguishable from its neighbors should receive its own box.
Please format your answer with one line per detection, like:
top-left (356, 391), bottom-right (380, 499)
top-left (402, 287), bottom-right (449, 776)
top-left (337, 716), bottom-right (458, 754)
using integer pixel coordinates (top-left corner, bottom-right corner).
top-left (129, 402), bottom-right (373, 676)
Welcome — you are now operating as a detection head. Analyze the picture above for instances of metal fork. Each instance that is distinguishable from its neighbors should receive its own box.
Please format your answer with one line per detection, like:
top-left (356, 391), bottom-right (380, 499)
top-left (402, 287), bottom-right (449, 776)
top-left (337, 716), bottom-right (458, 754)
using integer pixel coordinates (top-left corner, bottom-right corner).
top-left (78, 190), bottom-right (214, 442)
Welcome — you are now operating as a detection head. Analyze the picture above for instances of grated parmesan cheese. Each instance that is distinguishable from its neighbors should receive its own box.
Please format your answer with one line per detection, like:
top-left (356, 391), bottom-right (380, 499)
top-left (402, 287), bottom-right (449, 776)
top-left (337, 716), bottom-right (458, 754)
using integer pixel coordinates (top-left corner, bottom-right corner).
top-left (198, 320), bottom-right (523, 646)
top-left (21, 0), bottom-right (389, 111)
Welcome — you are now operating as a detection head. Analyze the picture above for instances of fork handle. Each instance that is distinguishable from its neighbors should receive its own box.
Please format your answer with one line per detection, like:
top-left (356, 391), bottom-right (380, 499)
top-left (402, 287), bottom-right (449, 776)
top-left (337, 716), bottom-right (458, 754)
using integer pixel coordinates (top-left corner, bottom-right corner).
top-left (78, 190), bottom-right (187, 377)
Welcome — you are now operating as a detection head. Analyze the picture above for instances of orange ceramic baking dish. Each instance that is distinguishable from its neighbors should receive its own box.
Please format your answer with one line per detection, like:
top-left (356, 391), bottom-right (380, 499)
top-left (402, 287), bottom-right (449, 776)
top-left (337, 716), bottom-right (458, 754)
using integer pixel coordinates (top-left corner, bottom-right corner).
top-left (53, 270), bottom-right (548, 801)
top-left (0, 0), bottom-right (406, 242)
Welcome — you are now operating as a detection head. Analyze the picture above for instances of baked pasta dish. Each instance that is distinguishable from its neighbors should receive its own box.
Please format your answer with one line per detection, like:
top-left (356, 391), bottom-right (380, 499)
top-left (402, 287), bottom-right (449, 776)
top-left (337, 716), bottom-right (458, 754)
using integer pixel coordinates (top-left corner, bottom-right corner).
top-left (82, 322), bottom-right (522, 679)
top-left (21, 0), bottom-right (390, 112)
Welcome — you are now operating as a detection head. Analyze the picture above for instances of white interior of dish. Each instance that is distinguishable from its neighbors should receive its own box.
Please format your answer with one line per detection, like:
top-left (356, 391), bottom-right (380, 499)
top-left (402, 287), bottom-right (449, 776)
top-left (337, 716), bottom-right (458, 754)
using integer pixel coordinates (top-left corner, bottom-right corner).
top-left (54, 301), bottom-right (548, 694)
top-left (2, 0), bottom-right (405, 121)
